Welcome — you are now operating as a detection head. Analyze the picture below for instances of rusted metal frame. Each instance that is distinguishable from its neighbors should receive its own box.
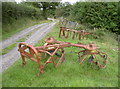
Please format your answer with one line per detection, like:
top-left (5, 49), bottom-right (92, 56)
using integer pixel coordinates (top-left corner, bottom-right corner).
top-left (72, 31), bottom-right (76, 39)
top-left (91, 54), bottom-right (104, 69)
top-left (82, 32), bottom-right (91, 40)
top-left (18, 46), bottom-right (27, 66)
top-left (21, 51), bottom-right (37, 62)
top-left (59, 27), bottom-right (66, 37)
top-left (43, 40), bottom-right (98, 64)
top-left (95, 51), bottom-right (107, 68)
top-left (90, 50), bottom-right (107, 64)
top-left (66, 30), bottom-right (70, 38)
top-left (78, 50), bottom-right (86, 62)
top-left (40, 43), bottom-right (71, 49)
top-left (19, 43), bottom-right (39, 57)
top-left (79, 54), bottom-right (89, 64)
top-left (93, 53), bottom-right (106, 68)
top-left (18, 37), bottom-right (108, 75)
top-left (59, 27), bottom-right (62, 37)
top-left (56, 48), bottom-right (65, 67)
top-left (19, 53), bottom-right (26, 66)
top-left (18, 46), bottom-right (27, 52)
top-left (37, 47), bottom-right (59, 68)
top-left (59, 27), bottom-right (94, 40)
top-left (59, 27), bottom-right (72, 39)
top-left (69, 29), bottom-right (78, 39)
top-left (37, 41), bottom-right (65, 65)
top-left (78, 50), bottom-right (93, 64)
top-left (78, 31), bottom-right (82, 40)
top-left (70, 44), bottom-right (96, 51)
top-left (50, 47), bottom-right (59, 67)
top-left (26, 43), bottom-right (65, 73)
top-left (18, 43), bottom-right (44, 75)
top-left (40, 47), bottom-right (64, 69)
top-left (47, 39), bottom-right (97, 51)
top-left (34, 49), bottom-right (53, 75)
top-left (19, 43), bottom-right (39, 61)
top-left (37, 50), bottom-right (53, 63)
top-left (97, 50), bottom-right (108, 59)
top-left (77, 49), bottom-right (107, 68)
top-left (18, 44), bottom-right (31, 66)
top-left (64, 28), bottom-right (69, 38)
top-left (88, 54), bottom-right (99, 69)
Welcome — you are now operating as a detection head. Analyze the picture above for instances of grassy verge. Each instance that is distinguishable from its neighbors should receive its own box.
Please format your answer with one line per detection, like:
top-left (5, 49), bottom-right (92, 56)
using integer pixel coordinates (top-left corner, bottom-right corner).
top-left (1, 43), bottom-right (16, 55)
top-left (1, 30), bottom-right (35, 55)
top-left (2, 22), bottom-right (118, 87)
top-left (1, 37), bottom-right (26, 55)
top-left (1, 19), bottom-right (51, 55)
top-left (2, 18), bottom-right (51, 41)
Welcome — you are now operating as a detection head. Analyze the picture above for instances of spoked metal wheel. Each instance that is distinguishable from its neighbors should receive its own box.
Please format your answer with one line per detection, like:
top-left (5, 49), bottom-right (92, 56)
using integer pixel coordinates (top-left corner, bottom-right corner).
top-left (78, 49), bottom-right (107, 69)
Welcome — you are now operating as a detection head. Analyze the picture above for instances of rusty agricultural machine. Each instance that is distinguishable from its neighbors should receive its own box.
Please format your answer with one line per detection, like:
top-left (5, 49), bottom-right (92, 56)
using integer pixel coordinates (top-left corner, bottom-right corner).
top-left (18, 37), bottom-right (107, 76)
top-left (59, 27), bottom-right (96, 40)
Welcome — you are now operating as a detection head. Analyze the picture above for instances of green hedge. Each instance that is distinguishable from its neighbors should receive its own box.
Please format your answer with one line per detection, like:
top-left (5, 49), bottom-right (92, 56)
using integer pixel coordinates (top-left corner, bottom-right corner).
top-left (74, 2), bottom-right (118, 32)
top-left (58, 2), bottom-right (119, 34)
top-left (2, 2), bottom-right (44, 24)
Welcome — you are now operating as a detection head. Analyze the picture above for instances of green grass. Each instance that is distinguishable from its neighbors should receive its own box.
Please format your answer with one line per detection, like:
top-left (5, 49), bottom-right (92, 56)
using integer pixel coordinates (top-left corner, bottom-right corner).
top-left (2, 18), bottom-right (51, 41)
top-left (1, 29), bottom-right (40, 55)
top-left (1, 37), bottom-right (26, 55)
top-left (1, 19), bottom-right (52, 55)
top-left (1, 43), bottom-right (16, 55)
top-left (2, 23), bottom-right (118, 87)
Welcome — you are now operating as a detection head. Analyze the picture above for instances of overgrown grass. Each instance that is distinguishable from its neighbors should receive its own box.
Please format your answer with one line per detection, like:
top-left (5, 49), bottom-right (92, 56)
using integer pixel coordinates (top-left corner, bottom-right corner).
top-left (2, 23), bottom-right (118, 87)
top-left (2, 18), bottom-right (51, 41)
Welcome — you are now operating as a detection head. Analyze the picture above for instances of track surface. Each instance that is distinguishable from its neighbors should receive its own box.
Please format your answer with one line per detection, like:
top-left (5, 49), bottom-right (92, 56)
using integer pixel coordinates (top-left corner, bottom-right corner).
top-left (1, 20), bottom-right (57, 72)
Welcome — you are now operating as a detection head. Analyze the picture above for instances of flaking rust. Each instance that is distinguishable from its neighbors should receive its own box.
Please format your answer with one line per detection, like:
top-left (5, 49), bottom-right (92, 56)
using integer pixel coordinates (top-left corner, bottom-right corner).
top-left (18, 37), bottom-right (107, 76)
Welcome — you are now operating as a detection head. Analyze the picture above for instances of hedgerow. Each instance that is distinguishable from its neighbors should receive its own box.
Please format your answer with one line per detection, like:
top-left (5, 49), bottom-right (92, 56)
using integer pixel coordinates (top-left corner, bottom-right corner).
top-left (56, 2), bottom-right (119, 34)
top-left (2, 2), bottom-right (44, 24)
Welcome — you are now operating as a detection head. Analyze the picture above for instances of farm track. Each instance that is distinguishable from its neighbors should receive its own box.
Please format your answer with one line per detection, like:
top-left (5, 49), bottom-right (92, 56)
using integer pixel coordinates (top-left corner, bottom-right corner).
top-left (1, 20), bottom-right (57, 72)
top-left (1, 23), bottom-right (48, 49)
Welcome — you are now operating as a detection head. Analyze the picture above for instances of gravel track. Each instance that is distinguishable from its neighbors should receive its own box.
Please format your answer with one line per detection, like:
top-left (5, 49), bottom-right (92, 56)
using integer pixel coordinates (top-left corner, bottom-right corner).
top-left (1, 22), bottom-right (49, 49)
top-left (1, 21), bottom-right (57, 72)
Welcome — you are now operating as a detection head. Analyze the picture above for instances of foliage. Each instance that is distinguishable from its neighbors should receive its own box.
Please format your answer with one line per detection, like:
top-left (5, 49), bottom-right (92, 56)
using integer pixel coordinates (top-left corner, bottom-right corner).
top-left (24, 2), bottom-right (60, 18)
top-left (39, 2), bottom-right (60, 19)
top-left (2, 2), bottom-right (60, 37)
top-left (56, 2), bottom-right (119, 34)
top-left (2, 2), bottom-right (44, 25)
top-left (2, 2), bottom-right (47, 40)
top-left (2, 18), bottom-right (51, 41)
top-left (55, 2), bottom-right (72, 17)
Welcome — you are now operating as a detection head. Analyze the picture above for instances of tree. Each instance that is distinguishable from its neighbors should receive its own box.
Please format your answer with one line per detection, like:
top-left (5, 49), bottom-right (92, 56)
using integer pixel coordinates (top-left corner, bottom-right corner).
top-left (38, 2), bottom-right (60, 19)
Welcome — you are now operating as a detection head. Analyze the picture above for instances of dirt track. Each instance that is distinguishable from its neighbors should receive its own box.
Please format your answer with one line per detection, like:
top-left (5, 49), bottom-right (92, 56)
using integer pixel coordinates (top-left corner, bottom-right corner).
top-left (1, 20), bottom-right (57, 72)
top-left (1, 23), bottom-right (48, 49)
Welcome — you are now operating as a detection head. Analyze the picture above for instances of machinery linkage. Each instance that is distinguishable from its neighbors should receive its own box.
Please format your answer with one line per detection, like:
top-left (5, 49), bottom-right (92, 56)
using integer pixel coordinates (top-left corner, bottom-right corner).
top-left (18, 37), bottom-right (107, 76)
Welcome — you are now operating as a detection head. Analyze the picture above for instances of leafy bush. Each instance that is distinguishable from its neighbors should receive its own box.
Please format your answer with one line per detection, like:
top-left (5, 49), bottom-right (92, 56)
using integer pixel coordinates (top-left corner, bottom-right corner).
top-left (57, 2), bottom-right (119, 34)
top-left (2, 2), bottom-right (44, 25)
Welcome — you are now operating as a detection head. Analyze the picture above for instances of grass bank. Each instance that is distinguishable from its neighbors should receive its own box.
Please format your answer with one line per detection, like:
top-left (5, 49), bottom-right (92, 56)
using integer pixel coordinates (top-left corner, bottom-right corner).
top-left (2, 18), bottom-right (51, 41)
top-left (2, 22), bottom-right (118, 87)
